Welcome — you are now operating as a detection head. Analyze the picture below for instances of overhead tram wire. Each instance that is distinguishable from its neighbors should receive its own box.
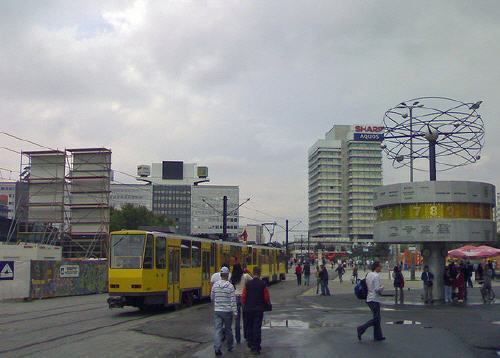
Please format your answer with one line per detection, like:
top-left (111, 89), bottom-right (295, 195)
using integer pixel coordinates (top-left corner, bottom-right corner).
top-left (0, 131), bottom-right (144, 185)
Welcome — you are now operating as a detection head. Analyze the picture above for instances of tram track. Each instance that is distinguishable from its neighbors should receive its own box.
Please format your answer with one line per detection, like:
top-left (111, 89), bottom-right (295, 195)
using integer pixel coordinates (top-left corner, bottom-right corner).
top-left (0, 301), bottom-right (103, 318)
top-left (0, 313), bottom-right (155, 356)
top-left (0, 305), bottom-right (106, 325)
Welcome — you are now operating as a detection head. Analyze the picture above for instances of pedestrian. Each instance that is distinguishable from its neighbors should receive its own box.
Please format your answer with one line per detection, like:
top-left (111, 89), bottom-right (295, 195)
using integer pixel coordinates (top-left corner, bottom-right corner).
top-left (211, 267), bottom-right (237, 356)
top-left (319, 264), bottom-right (331, 296)
top-left (421, 265), bottom-right (434, 303)
top-left (211, 264), bottom-right (232, 290)
top-left (352, 264), bottom-right (359, 284)
top-left (295, 263), bottom-right (302, 285)
top-left (336, 263), bottom-right (345, 283)
top-left (443, 266), bottom-right (453, 303)
top-left (393, 265), bottom-right (404, 304)
top-left (303, 261), bottom-right (311, 286)
top-left (231, 263), bottom-right (252, 345)
top-left (476, 263), bottom-right (484, 282)
top-left (460, 262), bottom-right (468, 300)
top-left (315, 265), bottom-right (321, 294)
top-left (241, 266), bottom-right (271, 355)
top-left (454, 265), bottom-right (465, 301)
top-left (357, 261), bottom-right (385, 341)
top-left (466, 261), bottom-right (474, 288)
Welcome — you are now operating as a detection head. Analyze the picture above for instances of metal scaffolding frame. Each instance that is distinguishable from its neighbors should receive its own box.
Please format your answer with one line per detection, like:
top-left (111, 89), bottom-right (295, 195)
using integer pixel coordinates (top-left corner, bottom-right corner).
top-left (66, 148), bottom-right (111, 258)
top-left (13, 148), bottom-right (111, 258)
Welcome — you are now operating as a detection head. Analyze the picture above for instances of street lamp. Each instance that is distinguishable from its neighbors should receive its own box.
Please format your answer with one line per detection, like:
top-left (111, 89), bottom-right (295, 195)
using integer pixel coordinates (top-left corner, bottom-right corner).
top-left (396, 101), bottom-right (424, 182)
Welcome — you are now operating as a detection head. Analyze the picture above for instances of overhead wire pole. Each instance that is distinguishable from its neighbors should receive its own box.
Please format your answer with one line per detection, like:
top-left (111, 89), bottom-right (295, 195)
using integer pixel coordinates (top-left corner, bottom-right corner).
top-left (222, 196), bottom-right (227, 240)
top-left (285, 219), bottom-right (289, 273)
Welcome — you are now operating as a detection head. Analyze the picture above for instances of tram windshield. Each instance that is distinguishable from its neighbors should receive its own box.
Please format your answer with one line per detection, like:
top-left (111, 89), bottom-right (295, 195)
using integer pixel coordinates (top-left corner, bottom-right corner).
top-left (110, 234), bottom-right (145, 269)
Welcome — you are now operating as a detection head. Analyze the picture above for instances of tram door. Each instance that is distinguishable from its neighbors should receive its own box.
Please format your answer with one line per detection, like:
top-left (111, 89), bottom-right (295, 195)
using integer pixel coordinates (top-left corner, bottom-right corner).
top-left (202, 250), bottom-right (210, 296)
top-left (168, 247), bottom-right (180, 304)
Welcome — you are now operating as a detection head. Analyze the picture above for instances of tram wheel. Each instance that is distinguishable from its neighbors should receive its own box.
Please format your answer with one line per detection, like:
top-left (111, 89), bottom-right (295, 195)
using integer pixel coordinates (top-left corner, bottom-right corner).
top-left (182, 292), bottom-right (194, 307)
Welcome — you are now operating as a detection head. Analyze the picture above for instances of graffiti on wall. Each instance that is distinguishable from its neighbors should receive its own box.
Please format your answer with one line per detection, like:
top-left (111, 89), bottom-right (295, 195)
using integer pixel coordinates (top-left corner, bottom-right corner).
top-left (30, 260), bottom-right (108, 299)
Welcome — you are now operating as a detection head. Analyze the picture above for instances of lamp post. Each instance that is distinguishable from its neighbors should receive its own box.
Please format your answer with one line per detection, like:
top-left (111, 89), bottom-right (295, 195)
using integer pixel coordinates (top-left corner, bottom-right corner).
top-left (395, 101), bottom-right (423, 279)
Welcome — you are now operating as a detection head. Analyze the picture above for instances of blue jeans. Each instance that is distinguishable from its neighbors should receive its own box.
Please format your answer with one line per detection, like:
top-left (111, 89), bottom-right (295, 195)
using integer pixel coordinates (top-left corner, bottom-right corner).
top-left (214, 311), bottom-right (233, 351)
top-left (235, 297), bottom-right (242, 343)
top-left (444, 285), bottom-right (452, 303)
top-left (321, 280), bottom-right (331, 295)
top-left (358, 301), bottom-right (383, 340)
top-left (304, 273), bottom-right (310, 286)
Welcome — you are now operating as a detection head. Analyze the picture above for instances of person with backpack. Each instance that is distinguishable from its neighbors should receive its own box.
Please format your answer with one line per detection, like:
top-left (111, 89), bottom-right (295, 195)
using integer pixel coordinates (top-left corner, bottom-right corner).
top-left (357, 261), bottom-right (385, 341)
top-left (393, 265), bottom-right (404, 304)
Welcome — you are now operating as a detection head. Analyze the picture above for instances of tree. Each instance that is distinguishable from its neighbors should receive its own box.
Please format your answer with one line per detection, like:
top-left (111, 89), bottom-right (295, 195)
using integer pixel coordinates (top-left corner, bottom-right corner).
top-left (109, 204), bottom-right (174, 232)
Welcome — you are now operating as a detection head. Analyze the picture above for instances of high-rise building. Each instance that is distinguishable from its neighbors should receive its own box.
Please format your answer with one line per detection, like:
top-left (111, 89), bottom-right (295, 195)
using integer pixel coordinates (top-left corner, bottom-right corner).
top-left (497, 192), bottom-right (500, 233)
top-left (308, 124), bottom-right (383, 245)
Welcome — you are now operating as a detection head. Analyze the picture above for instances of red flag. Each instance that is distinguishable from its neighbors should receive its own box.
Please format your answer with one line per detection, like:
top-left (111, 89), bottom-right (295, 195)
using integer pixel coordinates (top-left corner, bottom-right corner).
top-left (238, 229), bottom-right (248, 242)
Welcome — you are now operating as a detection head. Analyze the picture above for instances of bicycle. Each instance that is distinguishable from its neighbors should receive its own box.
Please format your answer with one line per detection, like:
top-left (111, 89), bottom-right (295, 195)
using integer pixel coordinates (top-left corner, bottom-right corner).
top-left (480, 285), bottom-right (495, 303)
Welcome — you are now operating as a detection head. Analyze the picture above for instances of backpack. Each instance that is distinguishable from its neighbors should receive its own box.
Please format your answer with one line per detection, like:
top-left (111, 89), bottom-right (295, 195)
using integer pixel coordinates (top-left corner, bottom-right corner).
top-left (354, 276), bottom-right (368, 300)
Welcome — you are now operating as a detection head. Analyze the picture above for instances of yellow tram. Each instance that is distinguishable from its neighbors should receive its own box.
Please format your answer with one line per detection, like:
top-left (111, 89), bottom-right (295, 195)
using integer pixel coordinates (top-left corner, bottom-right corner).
top-left (107, 230), bottom-right (287, 310)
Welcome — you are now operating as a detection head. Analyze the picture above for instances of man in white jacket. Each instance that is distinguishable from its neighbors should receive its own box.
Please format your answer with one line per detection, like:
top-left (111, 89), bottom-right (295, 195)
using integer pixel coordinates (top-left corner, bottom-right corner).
top-left (357, 261), bottom-right (386, 341)
top-left (211, 267), bottom-right (237, 356)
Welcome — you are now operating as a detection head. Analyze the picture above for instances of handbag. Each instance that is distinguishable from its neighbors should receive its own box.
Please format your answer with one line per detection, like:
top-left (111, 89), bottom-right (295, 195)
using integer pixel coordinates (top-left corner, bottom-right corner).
top-left (263, 302), bottom-right (272, 312)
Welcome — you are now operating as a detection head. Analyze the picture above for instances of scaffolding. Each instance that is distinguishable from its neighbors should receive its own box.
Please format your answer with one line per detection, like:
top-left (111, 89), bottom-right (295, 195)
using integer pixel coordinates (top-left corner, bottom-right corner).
top-left (13, 148), bottom-right (111, 258)
top-left (17, 150), bottom-right (66, 244)
top-left (66, 148), bottom-right (111, 258)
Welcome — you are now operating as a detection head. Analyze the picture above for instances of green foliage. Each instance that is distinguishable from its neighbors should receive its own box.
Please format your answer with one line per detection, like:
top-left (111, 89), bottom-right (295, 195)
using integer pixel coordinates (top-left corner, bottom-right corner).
top-left (109, 204), bottom-right (174, 232)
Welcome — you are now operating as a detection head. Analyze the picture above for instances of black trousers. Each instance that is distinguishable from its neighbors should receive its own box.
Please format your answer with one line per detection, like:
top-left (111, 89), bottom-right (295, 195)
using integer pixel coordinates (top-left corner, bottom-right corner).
top-left (243, 310), bottom-right (264, 352)
top-left (358, 301), bottom-right (383, 340)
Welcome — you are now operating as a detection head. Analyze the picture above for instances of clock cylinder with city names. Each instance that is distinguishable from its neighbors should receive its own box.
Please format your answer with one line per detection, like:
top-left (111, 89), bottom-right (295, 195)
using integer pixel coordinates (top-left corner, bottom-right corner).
top-left (373, 181), bottom-right (496, 243)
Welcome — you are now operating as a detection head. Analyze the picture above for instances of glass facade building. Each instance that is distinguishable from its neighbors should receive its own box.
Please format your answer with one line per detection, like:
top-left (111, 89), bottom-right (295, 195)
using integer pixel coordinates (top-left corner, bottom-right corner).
top-left (308, 125), bottom-right (383, 241)
top-left (153, 185), bottom-right (192, 235)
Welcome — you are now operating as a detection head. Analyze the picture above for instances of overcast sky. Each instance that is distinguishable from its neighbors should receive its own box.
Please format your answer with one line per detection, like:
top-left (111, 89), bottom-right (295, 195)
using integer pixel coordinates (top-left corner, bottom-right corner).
top-left (1, 1), bottom-right (499, 243)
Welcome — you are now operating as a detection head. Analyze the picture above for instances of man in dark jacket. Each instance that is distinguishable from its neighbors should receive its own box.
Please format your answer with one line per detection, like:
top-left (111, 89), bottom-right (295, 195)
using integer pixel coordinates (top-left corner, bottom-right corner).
top-left (241, 266), bottom-right (271, 355)
top-left (319, 265), bottom-right (331, 296)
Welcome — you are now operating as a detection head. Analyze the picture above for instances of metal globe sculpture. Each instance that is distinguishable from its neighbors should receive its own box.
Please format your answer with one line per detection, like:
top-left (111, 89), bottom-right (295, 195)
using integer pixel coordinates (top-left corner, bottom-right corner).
top-left (383, 97), bottom-right (484, 172)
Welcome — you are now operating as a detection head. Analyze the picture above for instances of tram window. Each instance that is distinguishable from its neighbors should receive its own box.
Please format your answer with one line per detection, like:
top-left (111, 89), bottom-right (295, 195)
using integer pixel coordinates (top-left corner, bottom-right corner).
top-left (181, 240), bottom-right (191, 268)
top-left (252, 248), bottom-right (257, 265)
top-left (246, 250), bottom-right (251, 266)
top-left (192, 241), bottom-right (201, 267)
top-left (143, 234), bottom-right (154, 269)
top-left (230, 246), bottom-right (241, 265)
top-left (156, 237), bottom-right (166, 269)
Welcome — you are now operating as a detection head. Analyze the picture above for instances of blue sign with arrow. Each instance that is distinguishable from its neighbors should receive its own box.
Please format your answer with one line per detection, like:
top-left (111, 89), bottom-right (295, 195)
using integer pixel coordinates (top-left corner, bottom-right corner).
top-left (0, 261), bottom-right (14, 280)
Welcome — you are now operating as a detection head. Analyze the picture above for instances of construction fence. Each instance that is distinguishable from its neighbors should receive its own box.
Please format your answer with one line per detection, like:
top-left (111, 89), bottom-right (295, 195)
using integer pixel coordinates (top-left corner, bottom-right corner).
top-left (0, 260), bottom-right (108, 300)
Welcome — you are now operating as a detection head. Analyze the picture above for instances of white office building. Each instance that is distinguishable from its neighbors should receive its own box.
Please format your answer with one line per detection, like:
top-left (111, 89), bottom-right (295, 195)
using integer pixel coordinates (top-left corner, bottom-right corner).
top-left (308, 124), bottom-right (383, 243)
top-left (497, 192), bottom-right (500, 233)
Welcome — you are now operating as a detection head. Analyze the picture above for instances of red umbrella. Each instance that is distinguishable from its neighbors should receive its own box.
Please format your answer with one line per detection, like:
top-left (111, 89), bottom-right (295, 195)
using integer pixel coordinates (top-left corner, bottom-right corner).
top-left (448, 245), bottom-right (500, 259)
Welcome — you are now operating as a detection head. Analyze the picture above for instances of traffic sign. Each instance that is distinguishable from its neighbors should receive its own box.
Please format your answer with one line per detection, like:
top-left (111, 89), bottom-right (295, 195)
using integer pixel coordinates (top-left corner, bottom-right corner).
top-left (0, 261), bottom-right (14, 280)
